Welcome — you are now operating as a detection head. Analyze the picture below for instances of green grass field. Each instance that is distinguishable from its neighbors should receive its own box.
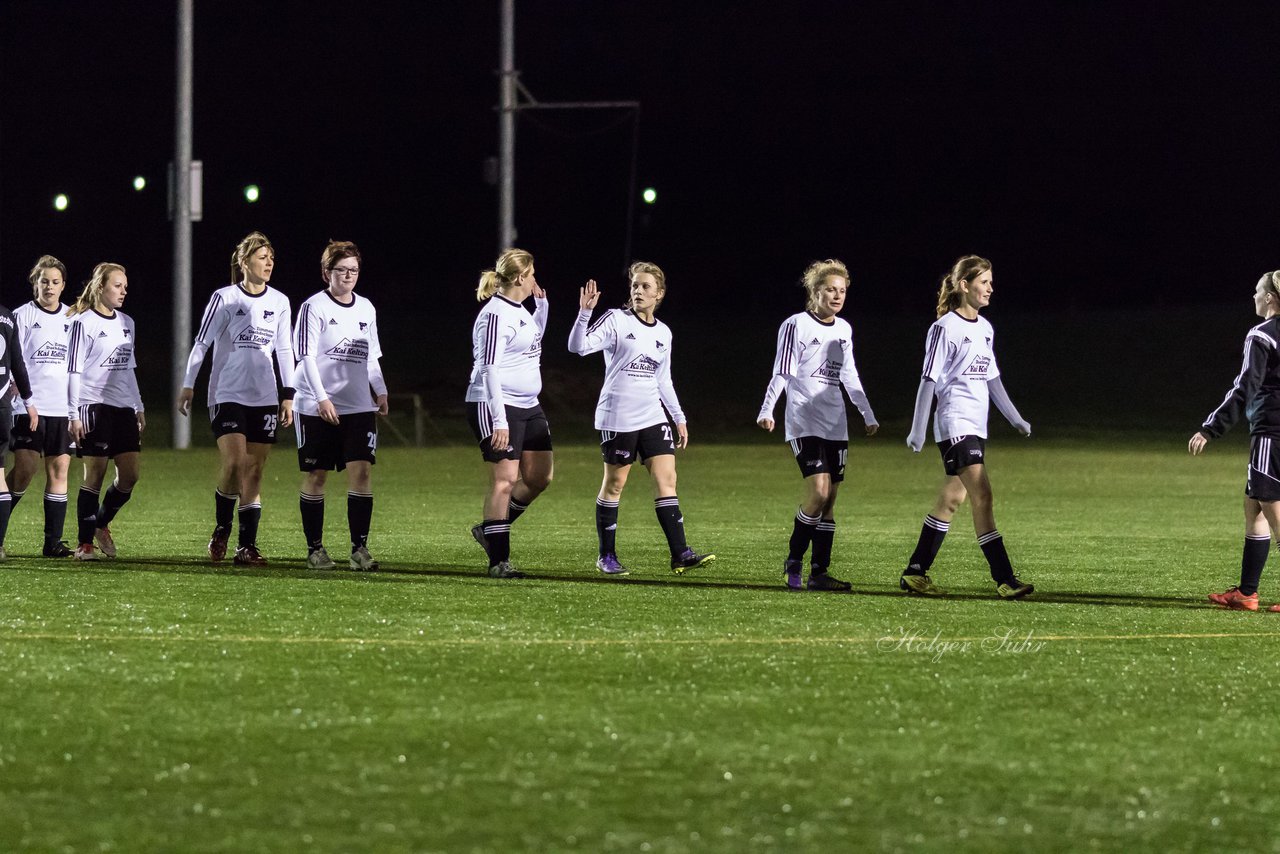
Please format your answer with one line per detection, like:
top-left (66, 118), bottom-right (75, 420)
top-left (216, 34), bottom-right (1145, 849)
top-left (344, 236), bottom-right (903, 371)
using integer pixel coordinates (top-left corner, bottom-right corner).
top-left (2, 436), bottom-right (1278, 852)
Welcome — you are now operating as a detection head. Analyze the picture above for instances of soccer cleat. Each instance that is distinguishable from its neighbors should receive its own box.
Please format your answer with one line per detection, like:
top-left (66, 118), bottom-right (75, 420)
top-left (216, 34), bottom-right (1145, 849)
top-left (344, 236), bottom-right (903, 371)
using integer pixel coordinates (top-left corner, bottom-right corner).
top-left (470, 523), bottom-right (490, 557)
top-left (488, 560), bottom-right (526, 579)
top-left (208, 526), bottom-right (231, 562)
top-left (596, 554), bottom-right (630, 576)
top-left (306, 547), bottom-right (337, 570)
top-left (1208, 586), bottom-right (1259, 611)
top-left (93, 526), bottom-right (117, 558)
top-left (900, 572), bottom-right (947, 597)
top-left (784, 558), bottom-right (804, 591)
top-left (807, 571), bottom-right (852, 592)
top-left (671, 548), bottom-right (715, 575)
top-left (73, 543), bottom-right (98, 561)
top-left (43, 540), bottom-right (74, 558)
top-left (350, 546), bottom-right (380, 571)
top-left (233, 545), bottom-right (268, 567)
top-left (995, 576), bottom-right (1036, 599)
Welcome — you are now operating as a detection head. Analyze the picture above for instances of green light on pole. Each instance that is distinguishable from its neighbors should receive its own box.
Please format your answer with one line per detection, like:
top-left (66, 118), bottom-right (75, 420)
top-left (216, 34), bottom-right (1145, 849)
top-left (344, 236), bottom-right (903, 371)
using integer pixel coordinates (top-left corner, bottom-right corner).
top-left (133, 176), bottom-right (147, 191)
top-left (642, 187), bottom-right (657, 204)
top-left (244, 184), bottom-right (260, 203)
top-left (53, 194), bottom-right (69, 212)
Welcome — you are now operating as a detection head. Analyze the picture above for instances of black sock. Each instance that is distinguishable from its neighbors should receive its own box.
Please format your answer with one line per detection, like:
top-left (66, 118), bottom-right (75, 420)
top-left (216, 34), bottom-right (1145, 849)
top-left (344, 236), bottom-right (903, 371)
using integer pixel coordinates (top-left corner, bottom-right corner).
top-left (43, 492), bottom-right (68, 545)
top-left (811, 519), bottom-right (835, 573)
top-left (77, 486), bottom-right (99, 545)
top-left (596, 497), bottom-right (619, 556)
top-left (483, 519), bottom-right (511, 565)
top-left (906, 515), bottom-right (950, 575)
top-left (508, 497), bottom-right (530, 524)
top-left (0, 492), bottom-right (12, 547)
top-left (96, 484), bottom-right (132, 528)
top-left (237, 502), bottom-right (262, 549)
top-left (300, 493), bottom-right (325, 551)
top-left (348, 492), bottom-right (373, 550)
top-left (215, 490), bottom-right (238, 531)
top-left (10, 490), bottom-right (24, 513)
top-left (1239, 534), bottom-right (1271, 595)
top-left (655, 496), bottom-right (687, 557)
top-left (978, 529), bottom-right (1014, 583)
top-left (789, 508), bottom-right (820, 562)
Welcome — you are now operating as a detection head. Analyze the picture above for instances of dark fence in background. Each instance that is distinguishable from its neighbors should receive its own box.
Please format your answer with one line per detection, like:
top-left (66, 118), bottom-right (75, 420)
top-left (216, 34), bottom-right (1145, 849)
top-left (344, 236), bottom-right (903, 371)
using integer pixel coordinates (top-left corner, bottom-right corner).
top-left (136, 302), bottom-right (1251, 448)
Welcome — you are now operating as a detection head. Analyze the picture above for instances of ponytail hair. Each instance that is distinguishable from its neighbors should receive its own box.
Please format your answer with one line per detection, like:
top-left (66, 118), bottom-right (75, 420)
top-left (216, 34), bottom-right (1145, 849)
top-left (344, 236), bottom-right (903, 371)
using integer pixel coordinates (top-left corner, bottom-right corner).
top-left (68, 262), bottom-right (125, 317)
top-left (936, 254), bottom-right (991, 318)
top-left (28, 254), bottom-right (68, 295)
top-left (1259, 271), bottom-right (1280, 296)
top-left (476, 248), bottom-right (534, 301)
top-left (800, 259), bottom-right (849, 312)
top-left (230, 231), bottom-right (274, 283)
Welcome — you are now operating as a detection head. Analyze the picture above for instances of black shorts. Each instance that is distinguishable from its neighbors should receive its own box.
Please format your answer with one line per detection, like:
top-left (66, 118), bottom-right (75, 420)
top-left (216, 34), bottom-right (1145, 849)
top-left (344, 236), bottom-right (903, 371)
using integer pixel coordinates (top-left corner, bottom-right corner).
top-left (76, 404), bottom-right (141, 458)
top-left (210, 402), bottom-right (280, 444)
top-left (296, 411), bottom-right (377, 472)
top-left (468, 403), bottom-right (553, 463)
top-left (600, 423), bottom-right (676, 466)
top-left (1247, 435), bottom-right (1280, 502)
top-left (11, 414), bottom-right (72, 457)
top-left (790, 436), bottom-right (848, 482)
top-left (938, 435), bottom-right (986, 476)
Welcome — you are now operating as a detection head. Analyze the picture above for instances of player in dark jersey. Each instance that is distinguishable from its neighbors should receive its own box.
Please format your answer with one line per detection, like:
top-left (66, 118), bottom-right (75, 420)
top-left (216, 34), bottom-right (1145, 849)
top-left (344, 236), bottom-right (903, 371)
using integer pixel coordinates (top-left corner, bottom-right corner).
top-left (0, 279), bottom-right (39, 560)
top-left (1191, 271), bottom-right (1280, 612)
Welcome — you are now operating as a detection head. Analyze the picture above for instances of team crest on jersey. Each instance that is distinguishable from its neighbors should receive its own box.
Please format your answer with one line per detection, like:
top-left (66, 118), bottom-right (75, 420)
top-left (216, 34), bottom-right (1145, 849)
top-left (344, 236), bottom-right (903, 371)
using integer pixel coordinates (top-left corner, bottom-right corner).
top-left (100, 345), bottom-right (132, 369)
top-left (123, 329), bottom-right (130, 338)
top-left (655, 340), bottom-right (665, 350)
top-left (359, 322), bottom-right (368, 332)
top-left (263, 310), bottom-right (274, 320)
top-left (63, 324), bottom-right (69, 332)
top-left (986, 337), bottom-right (992, 347)
top-left (963, 355), bottom-right (992, 377)
top-left (235, 326), bottom-right (274, 347)
top-left (325, 338), bottom-right (369, 362)
top-left (810, 358), bottom-right (842, 381)
top-left (33, 341), bottom-right (67, 362)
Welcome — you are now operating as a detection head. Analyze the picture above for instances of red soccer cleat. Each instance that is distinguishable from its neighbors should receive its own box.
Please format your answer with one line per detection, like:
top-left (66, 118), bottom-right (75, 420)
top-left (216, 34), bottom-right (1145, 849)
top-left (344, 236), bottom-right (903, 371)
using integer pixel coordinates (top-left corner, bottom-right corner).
top-left (1208, 586), bottom-right (1259, 611)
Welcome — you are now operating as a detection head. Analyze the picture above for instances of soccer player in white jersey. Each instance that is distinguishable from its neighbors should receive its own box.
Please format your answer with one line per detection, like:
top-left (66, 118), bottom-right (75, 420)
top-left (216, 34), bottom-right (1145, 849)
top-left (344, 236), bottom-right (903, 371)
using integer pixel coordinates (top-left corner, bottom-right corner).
top-left (758, 259), bottom-right (878, 591)
top-left (570, 262), bottom-right (716, 576)
top-left (8, 255), bottom-right (74, 557)
top-left (293, 240), bottom-right (387, 572)
top-left (901, 255), bottom-right (1033, 599)
top-left (1190, 270), bottom-right (1280, 612)
top-left (177, 231), bottom-right (295, 566)
top-left (465, 248), bottom-right (553, 579)
top-left (66, 263), bottom-right (145, 561)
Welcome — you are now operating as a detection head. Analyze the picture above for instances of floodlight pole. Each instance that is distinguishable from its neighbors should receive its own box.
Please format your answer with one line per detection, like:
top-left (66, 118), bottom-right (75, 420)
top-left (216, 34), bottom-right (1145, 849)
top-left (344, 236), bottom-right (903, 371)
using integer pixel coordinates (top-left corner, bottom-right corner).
top-left (497, 0), bottom-right (640, 269)
top-left (172, 0), bottom-right (194, 449)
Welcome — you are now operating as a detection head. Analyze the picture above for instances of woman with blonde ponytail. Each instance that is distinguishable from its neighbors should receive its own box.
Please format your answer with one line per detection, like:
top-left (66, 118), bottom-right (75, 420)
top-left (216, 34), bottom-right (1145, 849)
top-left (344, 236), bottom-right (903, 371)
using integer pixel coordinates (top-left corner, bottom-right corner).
top-left (66, 262), bottom-right (145, 561)
top-left (464, 248), bottom-right (552, 578)
top-left (176, 231), bottom-right (295, 567)
top-left (900, 255), bottom-right (1034, 600)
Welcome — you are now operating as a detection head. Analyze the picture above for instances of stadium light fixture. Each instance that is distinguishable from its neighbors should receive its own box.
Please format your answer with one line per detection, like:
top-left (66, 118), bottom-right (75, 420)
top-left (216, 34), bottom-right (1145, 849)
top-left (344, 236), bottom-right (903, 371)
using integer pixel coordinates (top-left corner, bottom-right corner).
top-left (133, 176), bottom-right (147, 191)
top-left (642, 187), bottom-right (657, 204)
top-left (243, 184), bottom-right (260, 203)
top-left (53, 193), bottom-right (69, 211)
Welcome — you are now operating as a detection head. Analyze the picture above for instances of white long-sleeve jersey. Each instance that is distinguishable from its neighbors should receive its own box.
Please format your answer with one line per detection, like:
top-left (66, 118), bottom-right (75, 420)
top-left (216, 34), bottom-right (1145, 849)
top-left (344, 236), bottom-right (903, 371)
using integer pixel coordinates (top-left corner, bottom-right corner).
top-left (67, 309), bottom-right (143, 416)
top-left (292, 291), bottom-right (386, 416)
top-left (182, 284), bottom-right (294, 407)
top-left (921, 310), bottom-right (1001, 440)
top-left (757, 311), bottom-right (876, 442)
top-left (11, 301), bottom-right (71, 416)
top-left (568, 307), bottom-right (685, 431)
top-left (465, 294), bottom-right (547, 428)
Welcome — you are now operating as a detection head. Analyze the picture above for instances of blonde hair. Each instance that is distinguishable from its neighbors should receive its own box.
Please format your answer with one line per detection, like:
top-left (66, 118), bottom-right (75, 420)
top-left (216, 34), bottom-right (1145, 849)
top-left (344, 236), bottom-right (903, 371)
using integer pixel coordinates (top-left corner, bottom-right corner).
top-left (230, 231), bottom-right (274, 283)
top-left (1259, 271), bottom-right (1280, 296)
top-left (477, 248), bottom-right (534, 301)
top-left (628, 260), bottom-right (666, 309)
top-left (28, 255), bottom-right (68, 298)
top-left (68, 262), bottom-right (126, 316)
top-left (800, 259), bottom-right (849, 313)
top-left (936, 254), bottom-right (991, 318)
top-left (321, 240), bottom-right (362, 283)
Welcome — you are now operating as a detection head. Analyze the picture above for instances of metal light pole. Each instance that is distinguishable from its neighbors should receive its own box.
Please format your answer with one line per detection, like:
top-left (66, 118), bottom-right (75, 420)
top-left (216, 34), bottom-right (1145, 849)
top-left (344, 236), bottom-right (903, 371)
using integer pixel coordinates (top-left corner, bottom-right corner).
top-left (498, 0), bottom-right (516, 251)
top-left (172, 0), bottom-right (193, 449)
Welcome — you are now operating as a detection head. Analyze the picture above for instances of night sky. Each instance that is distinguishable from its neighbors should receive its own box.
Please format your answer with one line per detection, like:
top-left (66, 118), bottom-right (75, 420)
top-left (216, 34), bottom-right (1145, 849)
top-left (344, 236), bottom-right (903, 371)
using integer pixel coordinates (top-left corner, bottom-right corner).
top-left (3, 1), bottom-right (1279, 428)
